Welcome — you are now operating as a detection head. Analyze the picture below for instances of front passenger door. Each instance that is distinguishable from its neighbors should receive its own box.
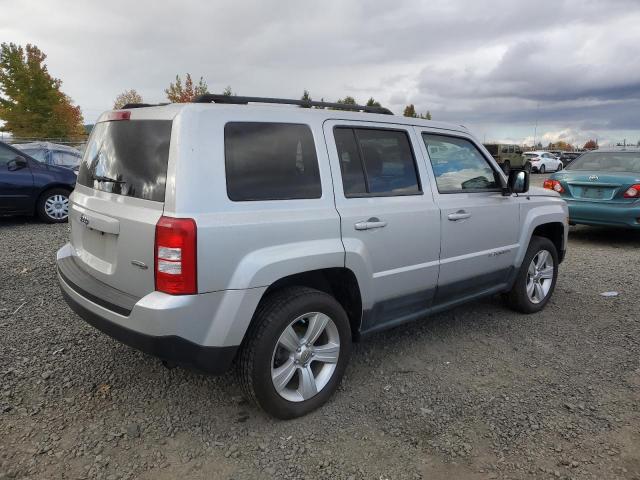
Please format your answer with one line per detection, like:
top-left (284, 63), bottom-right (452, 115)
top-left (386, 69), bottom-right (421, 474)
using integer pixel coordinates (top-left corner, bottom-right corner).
top-left (418, 132), bottom-right (520, 306)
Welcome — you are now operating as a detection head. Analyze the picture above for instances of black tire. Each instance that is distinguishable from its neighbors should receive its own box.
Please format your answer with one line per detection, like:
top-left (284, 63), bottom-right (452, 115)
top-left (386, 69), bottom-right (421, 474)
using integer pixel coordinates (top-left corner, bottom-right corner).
top-left (505, 236), bottom-right (559, 314)
top-left (524, 162), bottom-right (532, 173)
top-left (557, 163), bottom-right (563, 171)
top-left (502, 160), bottom-right (511, 175)
top-left (36, 188), bottom-right (70, 223)
top-left (539, 164), bottom-right (546, 174)
top-left (237, 286), bottom-right (352, 419)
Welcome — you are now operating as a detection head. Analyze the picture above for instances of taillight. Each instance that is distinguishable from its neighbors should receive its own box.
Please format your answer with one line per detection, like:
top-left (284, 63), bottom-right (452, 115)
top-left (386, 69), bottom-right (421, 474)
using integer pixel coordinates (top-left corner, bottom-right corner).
top-left (623, 184), bottom-right (640, 198)
top-left (104, 110), bottom-right (131, 121)
top-left (155, 216), bottom-right (197, 295)
top-left (543, 179), bottom-right (564, 193)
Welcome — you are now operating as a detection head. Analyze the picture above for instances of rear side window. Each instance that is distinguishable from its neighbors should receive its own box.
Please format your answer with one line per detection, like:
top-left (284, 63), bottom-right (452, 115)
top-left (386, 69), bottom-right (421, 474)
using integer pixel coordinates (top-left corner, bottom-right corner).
top-left (52, 151), bottom-right (81, 167)
top-left (225, 122), bottom-right (321, 201)
top-left (77, 120), bottom-right (172, 202)
top-left (334, 127), bottom-right (421, 197)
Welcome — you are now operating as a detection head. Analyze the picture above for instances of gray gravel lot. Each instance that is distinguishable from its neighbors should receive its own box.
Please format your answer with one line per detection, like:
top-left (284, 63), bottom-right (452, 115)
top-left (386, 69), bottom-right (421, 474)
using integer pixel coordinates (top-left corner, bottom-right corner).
top-left (1, 175), bottom-right (639, 479)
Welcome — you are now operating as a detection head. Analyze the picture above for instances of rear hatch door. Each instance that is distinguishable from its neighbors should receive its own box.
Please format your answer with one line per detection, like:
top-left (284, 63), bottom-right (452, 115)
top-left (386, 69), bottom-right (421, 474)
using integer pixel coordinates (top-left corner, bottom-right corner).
top-left (69, 115), bottom-right (173, 298)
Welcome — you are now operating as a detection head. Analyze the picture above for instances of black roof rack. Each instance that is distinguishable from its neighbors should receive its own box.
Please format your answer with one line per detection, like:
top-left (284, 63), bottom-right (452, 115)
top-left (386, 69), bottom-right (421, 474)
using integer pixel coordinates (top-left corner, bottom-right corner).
top-left (191, 94), bottom-right (393, 115)
top-left (121, 103), bottom-right (169, 109)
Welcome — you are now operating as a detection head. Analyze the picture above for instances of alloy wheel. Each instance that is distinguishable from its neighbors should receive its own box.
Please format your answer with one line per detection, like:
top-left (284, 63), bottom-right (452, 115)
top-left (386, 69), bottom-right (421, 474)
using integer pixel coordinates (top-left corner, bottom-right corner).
top-left (271, 312), bottom-right (340, 402)
top-left (44, 194), bottom-right (69, 220)
top-left (526, 250), bottom-right (554, 304)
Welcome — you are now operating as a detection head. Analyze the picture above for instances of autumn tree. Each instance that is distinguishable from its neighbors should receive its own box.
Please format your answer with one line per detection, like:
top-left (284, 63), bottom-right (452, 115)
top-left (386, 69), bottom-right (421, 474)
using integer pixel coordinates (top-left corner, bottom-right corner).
top-left (583, 139), bottom-right (598, 150)
top-left (0, 42), bottom-right (85, 139)
top-left (549, 140), bottom-right (573, 151)
top-left (403, 104), bottom-right (431, 119)
top-left (165, 73), bottom-right (208, 102)
top-left (113, 89), bottom-right (143, 109)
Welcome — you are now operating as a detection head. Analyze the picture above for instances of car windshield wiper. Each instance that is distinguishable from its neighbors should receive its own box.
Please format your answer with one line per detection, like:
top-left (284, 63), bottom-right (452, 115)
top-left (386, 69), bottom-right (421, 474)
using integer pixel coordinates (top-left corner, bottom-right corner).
top-left (92, 175), bottom-right (125, 184)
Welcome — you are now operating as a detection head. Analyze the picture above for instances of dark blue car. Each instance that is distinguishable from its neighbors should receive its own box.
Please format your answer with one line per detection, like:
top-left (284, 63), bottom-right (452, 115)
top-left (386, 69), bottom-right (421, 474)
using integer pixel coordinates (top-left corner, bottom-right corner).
top-left (0, 140), bottom-right (76, 223)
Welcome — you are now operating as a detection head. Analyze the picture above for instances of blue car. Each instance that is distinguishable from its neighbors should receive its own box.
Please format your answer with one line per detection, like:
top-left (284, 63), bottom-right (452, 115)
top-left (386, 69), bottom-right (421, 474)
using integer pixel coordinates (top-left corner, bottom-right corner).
top-left (546, 149), bottom-right (640, 229)
top-left (0, 140), bottom-right (77, 223)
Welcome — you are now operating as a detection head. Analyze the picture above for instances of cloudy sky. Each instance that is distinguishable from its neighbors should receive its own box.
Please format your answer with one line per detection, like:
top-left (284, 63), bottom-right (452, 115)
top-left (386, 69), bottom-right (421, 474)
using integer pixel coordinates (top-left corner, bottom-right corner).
top-left (2, 0), bottom-right (639, 146)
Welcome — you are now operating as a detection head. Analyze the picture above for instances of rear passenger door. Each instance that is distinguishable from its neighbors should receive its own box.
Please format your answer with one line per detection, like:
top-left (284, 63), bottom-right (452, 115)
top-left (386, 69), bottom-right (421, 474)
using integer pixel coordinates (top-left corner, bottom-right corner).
top-left (323, 121), bottom-right (440, 333)
top-left (417, 131), bottom-right (520, 306)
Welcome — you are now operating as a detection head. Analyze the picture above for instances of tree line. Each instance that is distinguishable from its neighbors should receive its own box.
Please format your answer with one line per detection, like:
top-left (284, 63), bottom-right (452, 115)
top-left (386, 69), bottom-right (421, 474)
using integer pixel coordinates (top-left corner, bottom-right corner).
top-left (1, 42), bottom-right (434, 141)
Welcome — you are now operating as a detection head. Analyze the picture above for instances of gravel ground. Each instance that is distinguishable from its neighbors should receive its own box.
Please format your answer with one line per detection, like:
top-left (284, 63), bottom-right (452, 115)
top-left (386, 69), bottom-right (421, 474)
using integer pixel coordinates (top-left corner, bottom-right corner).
top-left (1, 176), bottom-right (639, 479)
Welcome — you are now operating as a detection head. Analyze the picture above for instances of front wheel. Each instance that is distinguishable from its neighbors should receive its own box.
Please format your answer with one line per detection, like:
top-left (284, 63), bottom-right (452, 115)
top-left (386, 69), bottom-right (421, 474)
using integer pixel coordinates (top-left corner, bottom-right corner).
top-left (37, 188), bottom-right (70, 223)
top-left (237, 287), bottom-right (352, 419)
top-left (505, 236), bottom-right (559, 313)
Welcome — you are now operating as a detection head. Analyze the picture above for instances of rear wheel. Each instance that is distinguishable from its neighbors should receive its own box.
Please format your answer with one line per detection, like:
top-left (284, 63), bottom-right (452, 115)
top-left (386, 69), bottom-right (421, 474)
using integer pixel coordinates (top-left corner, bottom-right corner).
top-left (539, 164), bottom-right (546, 174)
top-left (37, 188), bottom-right (70, 223)
top-left (238, 287), bottom-right (352, 419)
top-left (502, 160), bottom-right (511, 175)
top-left (506, 236), bottom-right (558, 313)
top-left (557, 163), bottom-right (563, 171)
top-left (524, 162), bottom-right (532, 173)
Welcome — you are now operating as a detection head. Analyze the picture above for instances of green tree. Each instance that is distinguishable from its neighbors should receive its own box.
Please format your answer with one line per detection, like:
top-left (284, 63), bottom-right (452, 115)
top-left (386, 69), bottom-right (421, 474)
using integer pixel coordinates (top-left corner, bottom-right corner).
top-left (300, 89), bottom-right (312, 107)
top-left (222, 85), bottom-right (234, 96)
top-left (0, 42), bottom-right (85, 139)
top-left (366, 97), bottom-right (381, 107)
top-left (165, 73), bottom-right (208, 102)
top-left (337, 96), bottom-right (357, 105)
top-left (113, 89), bottom-right (143, 109)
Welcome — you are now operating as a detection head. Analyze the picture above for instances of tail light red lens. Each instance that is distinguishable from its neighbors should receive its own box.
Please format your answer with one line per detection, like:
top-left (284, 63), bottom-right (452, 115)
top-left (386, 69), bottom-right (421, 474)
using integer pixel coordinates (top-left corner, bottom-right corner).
top-left (543, 179), bottom-right (564, 193)
top-left (155, 216), bottom-right (197, 295)
top-left (623, 184), bottom-right (640, 198)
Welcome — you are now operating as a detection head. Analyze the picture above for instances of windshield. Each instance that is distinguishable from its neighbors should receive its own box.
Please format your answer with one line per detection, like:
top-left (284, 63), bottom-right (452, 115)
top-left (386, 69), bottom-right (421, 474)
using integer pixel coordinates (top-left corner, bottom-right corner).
top-left (567, 152), bottom-right (640, 173)
top-left (77, 120), bottom-right (172, 202)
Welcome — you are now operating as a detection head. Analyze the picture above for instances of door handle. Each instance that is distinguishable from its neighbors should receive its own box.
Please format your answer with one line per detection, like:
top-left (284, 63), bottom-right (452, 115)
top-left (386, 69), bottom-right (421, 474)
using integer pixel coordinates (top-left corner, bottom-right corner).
top-left (354, 217), bottom-right (387, 230)
top-left (447, 210), bottom-right (471, 221)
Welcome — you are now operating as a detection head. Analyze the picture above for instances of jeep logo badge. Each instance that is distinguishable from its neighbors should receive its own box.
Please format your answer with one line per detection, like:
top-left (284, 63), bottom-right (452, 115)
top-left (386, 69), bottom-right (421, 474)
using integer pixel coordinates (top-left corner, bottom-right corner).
top-left (80, 214), bottom-right (89, 226)
top-left (589, 175), bottom-right (599, 181)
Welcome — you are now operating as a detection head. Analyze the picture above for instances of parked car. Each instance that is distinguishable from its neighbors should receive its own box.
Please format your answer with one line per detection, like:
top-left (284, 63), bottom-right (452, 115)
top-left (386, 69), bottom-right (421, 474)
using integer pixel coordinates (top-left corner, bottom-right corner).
top-left (523, 151), bottom-right (563, 173)
top-left (559, 151), bottom-right (582, 167)
top-left (0, 140), bottom-right (76, 222)
top-left (14, 142), bottom-right (83, 173)
top-left (482, 143), bottom-right (528, 173)
top-left (546, 149), bottom-right (640, 229)
top-left (57, 96), bottom-right (568, 418)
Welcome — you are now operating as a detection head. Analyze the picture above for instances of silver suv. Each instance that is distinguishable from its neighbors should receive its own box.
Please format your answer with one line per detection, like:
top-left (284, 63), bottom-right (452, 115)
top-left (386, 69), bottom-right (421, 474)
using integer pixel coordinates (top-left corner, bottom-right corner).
top-left (57, 95), bottom-right (568, 418)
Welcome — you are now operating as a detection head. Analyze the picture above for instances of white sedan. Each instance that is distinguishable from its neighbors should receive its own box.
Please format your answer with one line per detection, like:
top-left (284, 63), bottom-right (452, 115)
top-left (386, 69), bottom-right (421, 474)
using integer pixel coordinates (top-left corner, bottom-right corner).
top-left (523, 151), bottom-right (563, 173)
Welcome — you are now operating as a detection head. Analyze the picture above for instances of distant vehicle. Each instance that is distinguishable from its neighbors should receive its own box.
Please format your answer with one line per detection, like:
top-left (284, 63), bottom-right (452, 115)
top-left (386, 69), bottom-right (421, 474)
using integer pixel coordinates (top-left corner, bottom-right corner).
top-left (523, 151), bottom-right (563, 174)
top-left (14, 142), bottom-right (83, 172)
top-left (548, 150), bottom-right (563, 159)
top-left (0, 140), bottom-right (76, 222)
top-left (546, 149), bottom-right (640, 229)
top-left (559, 152), bottom-right (582, 167)
top-left (483, 143), bottom-right (527, 173)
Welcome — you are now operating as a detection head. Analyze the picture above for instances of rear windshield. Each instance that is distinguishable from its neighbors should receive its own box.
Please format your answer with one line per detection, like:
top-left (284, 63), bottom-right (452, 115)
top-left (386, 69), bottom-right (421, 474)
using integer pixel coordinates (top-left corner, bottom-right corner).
top-left (77, 120), bottom-right (172, 202)
top-left (567, 152), bottom-right (640, 173)
top-left (483, 144), bottom-right (499, 155)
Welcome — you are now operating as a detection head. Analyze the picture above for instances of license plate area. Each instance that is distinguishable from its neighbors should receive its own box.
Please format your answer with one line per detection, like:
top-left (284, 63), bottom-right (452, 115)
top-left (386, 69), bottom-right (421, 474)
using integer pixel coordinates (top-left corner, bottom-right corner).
top-left (71, 220), bottom-right (118, 274)
top-left (582, 187), bottom-right (606, 199)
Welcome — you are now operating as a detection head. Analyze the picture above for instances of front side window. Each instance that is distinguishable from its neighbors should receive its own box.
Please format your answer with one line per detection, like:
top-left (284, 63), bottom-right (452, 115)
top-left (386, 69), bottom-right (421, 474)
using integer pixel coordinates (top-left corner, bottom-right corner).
top-left (0, 144), bottom-right (18, 166)
top-left (20, 148), bottom-right (48, 163)
top-left (225, 122), bottom-right (321, 201)
top-left (334, 127), bottom-right (421, 196)
top-left (422, 134), bottom-right (500, 193)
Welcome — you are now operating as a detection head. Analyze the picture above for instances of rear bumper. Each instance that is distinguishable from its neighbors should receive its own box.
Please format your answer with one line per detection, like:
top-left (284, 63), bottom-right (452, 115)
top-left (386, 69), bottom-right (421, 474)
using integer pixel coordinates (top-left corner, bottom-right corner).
top-left (566, 200), bottom-right (640, 229)
top-left (56, 244), bottom-right (266, 374)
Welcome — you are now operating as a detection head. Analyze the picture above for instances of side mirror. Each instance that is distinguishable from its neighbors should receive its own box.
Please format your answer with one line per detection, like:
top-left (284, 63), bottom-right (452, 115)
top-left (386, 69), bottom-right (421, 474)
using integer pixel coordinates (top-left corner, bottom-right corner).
top-left (504, 168), bottom-right (529, 195)
top-left (7, 156), bottom-right (28, 171)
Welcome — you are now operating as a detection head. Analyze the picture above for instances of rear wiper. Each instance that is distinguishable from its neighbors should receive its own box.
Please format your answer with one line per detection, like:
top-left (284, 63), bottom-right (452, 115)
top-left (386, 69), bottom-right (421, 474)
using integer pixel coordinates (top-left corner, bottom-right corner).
top-left (93, 175), bottom-right (125, 184)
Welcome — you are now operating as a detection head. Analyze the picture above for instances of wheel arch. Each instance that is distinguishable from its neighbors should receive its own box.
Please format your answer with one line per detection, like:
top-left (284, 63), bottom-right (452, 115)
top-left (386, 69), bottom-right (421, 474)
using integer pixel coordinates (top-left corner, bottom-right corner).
top-left (252, 268), bottom-right (363, 341)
